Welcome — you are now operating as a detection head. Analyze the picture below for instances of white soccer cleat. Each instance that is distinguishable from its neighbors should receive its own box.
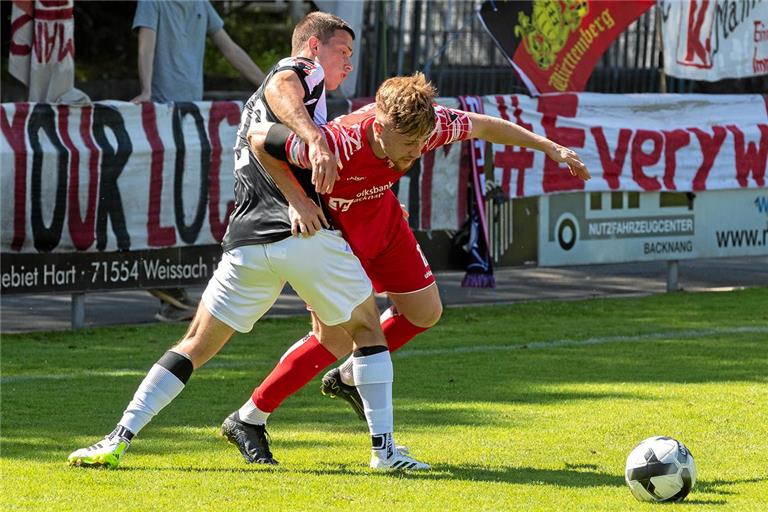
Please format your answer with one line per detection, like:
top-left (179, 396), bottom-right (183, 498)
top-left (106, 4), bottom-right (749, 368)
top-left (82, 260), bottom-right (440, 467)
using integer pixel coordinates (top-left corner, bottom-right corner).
top-left (67, 427), bottom-right (132, 469)
top-left (369, 433), bottom-right (429, 470)
top-left (370, 449), bottom-right (431, 470)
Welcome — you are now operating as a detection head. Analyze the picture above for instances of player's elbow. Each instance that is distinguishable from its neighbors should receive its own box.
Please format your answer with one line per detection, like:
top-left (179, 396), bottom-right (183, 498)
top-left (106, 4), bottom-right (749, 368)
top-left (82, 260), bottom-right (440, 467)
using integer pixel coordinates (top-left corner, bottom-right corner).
top-left (246, 124), bottom-right (271, 155)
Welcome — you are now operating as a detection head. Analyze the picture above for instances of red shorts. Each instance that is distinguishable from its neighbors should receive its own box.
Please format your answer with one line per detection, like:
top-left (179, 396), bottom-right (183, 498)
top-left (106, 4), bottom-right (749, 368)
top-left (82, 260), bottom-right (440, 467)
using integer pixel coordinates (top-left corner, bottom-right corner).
top-left (354, 218), bottom-right (435, 294)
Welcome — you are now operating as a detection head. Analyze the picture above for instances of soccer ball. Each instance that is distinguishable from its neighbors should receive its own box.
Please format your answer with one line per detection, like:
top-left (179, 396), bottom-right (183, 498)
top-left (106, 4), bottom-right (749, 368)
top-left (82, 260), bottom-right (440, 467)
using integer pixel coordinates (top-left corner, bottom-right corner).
top-left (625, 436), bottom-right (696, 502)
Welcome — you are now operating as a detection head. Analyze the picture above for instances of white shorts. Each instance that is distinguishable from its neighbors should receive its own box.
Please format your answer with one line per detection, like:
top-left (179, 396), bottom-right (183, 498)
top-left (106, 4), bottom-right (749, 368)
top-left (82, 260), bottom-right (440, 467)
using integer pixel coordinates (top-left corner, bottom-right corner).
top-left (202, 230), bottom-right (372, 333)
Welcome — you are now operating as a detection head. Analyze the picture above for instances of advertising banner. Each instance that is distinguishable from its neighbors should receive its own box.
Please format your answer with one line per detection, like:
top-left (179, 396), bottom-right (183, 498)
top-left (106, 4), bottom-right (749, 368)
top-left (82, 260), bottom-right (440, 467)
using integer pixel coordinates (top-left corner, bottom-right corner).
top-left (1, 100), bottom-right (241, 293)
top-left (2, 94), bottom-right (765, 291)
top-left (478, 93), bottom-right (767, 197)
top-left (660, 0), bottom-right (768, 81)
top-left (539, 189), bottom-right (768, 265)
top-left (1, 101), bottom-right (240, 255)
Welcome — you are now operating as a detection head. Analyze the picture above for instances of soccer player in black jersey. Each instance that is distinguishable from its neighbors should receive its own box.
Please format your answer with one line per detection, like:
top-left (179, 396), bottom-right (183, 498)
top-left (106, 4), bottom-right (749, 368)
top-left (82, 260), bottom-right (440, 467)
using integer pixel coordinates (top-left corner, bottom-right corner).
top-left (68, 12), bottom-right (428, 471)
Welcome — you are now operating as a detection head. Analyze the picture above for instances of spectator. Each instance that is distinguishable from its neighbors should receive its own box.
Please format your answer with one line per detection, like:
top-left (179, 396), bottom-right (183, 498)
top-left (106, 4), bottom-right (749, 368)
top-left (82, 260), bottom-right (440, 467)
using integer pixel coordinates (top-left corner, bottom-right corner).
top-left (130, 0), bottom-right (266, 321)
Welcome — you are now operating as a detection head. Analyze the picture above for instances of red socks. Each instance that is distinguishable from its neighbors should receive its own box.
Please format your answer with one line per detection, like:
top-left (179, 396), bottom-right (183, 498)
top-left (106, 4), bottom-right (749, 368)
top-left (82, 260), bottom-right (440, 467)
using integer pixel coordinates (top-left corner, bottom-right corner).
top-left (380, 307), bottom-right (427, 353)
top-left (252, 307), bottom-right (428, 413)
top-left (252, 334), bottom-right (336, 413)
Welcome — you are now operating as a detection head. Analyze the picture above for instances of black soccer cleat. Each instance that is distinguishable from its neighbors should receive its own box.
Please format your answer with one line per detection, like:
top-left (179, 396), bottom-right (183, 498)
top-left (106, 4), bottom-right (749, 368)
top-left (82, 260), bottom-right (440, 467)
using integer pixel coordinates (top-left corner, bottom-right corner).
top-left (220, 412), bottom-right (278, 465)
top-left (320, 367), bottom-right (366, 421)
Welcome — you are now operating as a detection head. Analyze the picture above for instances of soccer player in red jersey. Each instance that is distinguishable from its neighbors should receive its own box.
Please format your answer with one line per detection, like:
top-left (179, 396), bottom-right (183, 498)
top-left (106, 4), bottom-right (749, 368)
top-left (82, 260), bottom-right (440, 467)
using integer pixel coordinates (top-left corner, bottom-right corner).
top-left (221, 72), bottom-right (590, 466)
top-left (68, 14), bottom-right (433, 472)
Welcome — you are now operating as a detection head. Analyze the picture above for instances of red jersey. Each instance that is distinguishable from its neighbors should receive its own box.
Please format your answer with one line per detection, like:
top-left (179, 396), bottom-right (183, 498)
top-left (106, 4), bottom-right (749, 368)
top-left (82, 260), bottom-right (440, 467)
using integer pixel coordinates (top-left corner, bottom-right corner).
top-left (285, 104), bottom-right (472, 260)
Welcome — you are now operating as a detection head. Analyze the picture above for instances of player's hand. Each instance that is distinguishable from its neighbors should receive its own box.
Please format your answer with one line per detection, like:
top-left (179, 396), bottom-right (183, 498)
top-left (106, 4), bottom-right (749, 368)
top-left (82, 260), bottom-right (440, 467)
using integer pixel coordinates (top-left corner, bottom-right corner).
top-left (547, 142), bottom-right (591, 181)
top-left (308, 138), bottom-right (339, 194)
top-left (288, 198), bottom-right (329, 237)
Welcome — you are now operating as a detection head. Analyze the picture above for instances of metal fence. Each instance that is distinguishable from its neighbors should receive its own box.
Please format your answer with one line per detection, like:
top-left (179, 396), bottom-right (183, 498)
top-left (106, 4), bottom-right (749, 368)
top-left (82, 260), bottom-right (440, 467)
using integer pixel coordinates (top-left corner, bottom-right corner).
top-left (357, 0), bottom-right (766, 97)
top-left (356, 0), bottom-right (766, 267)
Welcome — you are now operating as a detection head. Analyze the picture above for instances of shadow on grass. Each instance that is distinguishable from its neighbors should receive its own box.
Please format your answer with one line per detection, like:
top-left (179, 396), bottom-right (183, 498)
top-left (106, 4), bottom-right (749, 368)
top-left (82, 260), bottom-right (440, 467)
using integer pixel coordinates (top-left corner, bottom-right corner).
top-left (677, 499), bottom-right (728, 505)
top-left (0, 373), bottom-right (648, 463)
top-left (696, 476), bottom-right (768, 495)
top-left (109, 462), bottom-right (627, 488)
top-left (0, 428), bottom-right (354, 462)
top-left (2, 296), bottom-right (767, 469)
top-left (79, 464), bottom-right (759, 506)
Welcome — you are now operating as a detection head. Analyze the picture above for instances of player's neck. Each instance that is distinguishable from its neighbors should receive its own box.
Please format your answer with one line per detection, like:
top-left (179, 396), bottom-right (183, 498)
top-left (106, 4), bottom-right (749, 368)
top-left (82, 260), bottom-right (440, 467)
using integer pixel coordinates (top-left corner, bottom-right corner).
top-left (293, 51), bottom-right (317, 66)
top-left (366, 123), bottom-right (387, 160)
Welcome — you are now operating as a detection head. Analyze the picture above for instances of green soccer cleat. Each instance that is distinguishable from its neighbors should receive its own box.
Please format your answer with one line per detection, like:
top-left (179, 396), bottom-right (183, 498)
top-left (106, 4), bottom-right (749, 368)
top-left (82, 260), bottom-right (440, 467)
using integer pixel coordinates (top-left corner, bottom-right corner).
top-left (68, 427), bottom-right (132, 469)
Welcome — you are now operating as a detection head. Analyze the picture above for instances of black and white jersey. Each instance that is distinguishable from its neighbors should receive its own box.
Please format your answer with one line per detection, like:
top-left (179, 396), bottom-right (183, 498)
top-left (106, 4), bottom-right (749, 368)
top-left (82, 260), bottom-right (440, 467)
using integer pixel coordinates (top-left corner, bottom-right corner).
top-left (222, 57), bottom-right (327, 251)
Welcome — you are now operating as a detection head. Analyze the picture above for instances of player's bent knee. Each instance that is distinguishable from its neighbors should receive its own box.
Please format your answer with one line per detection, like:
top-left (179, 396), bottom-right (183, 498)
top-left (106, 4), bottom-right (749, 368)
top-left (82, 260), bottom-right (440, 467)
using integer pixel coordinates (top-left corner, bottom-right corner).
top-left (315, 328), bottom-right (353, 358)
top-left (406, 303), bottom-right (443, 328)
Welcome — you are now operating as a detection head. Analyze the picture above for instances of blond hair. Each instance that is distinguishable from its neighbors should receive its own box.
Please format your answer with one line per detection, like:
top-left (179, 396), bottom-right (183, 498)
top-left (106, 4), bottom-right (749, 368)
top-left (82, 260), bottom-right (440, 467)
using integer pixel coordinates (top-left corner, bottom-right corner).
top-left (375, 72), bottom-right (437, 137)
top-left (292, 12), bottom-right (355, 55)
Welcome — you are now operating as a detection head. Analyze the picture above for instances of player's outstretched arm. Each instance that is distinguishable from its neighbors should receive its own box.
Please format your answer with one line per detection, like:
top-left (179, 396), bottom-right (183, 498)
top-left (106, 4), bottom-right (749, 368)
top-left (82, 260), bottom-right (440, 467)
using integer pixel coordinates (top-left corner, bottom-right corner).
top-left (466, 112), bottom-right (591, 181)
top-left (265, 71), bottom-right (339, 194)
top-left (247, 123), bottom-right (329, 237)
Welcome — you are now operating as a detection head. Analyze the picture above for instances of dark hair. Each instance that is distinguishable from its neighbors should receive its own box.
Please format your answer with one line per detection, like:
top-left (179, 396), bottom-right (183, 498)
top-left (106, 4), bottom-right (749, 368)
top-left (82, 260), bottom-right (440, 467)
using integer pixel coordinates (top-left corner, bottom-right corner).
top-left (291, 12), bottom-right (355, 54)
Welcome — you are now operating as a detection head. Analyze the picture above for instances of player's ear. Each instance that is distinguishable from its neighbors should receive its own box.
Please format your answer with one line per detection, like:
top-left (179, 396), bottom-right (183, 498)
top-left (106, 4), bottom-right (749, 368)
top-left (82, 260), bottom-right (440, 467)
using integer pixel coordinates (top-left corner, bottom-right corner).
top-left (372, 119), bottom-right (383, 135)
top-left (307, 35), bottom-right (321, 55)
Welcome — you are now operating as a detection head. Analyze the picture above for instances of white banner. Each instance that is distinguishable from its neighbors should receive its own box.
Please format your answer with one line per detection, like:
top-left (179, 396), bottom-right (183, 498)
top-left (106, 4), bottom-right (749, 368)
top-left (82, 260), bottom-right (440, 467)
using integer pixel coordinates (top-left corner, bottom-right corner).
top-left (1, 101), bottom-right (241, 254)
top-left (539, 189), bottom-right (768, 265)
top-left (659, 0), bottom-right (768, 81)
top-left (478, 93), bottom-right (767, 198)
top-left (2, 94), bottom-right (766, 254)
top-left (8, 0), bottom-right (88, 103)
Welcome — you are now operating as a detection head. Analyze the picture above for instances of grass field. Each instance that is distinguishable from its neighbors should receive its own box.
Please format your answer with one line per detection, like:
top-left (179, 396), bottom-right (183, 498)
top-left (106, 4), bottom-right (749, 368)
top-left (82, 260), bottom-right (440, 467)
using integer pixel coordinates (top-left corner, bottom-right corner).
top-left (1, 288), bottom-right (767, 511)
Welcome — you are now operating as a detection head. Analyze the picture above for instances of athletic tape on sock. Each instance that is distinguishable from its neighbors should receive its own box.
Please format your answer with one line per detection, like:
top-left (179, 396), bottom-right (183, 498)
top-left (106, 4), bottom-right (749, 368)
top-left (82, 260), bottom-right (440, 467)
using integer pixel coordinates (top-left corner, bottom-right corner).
top-left (353, 351), bottom-right (394, 435)
top-left (352, 351), bottom-right (393, 385)
top-left (118, 363), bottom-right (187, 435)
top-left (353, 345), bottom-right (389, 358)
top-left (157, 350), bottom-right (193, 384)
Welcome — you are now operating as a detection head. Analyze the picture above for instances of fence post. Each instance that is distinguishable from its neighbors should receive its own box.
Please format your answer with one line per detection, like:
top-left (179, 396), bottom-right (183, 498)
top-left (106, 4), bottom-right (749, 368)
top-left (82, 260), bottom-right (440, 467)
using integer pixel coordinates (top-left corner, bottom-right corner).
top-left (71, 293), bottom-right (85, 329)
top-left (666, 260), bottom-right (679, 292)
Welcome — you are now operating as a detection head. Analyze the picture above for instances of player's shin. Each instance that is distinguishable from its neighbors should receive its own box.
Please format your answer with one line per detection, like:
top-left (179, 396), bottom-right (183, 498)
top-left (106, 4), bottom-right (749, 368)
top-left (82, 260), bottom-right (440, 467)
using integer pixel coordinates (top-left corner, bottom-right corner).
top-left (68, 350), bottom-right (193, 468)
top-left (351, 346), bottom-right (394, 440)
top-left (239, 333), bottom-right (336, 425)
top-left (338, 307), bottom-right (427, 385)
top-left (117, 350), bottom-right (194, 436)
top-left (353, 345), bottom-right (430, 470)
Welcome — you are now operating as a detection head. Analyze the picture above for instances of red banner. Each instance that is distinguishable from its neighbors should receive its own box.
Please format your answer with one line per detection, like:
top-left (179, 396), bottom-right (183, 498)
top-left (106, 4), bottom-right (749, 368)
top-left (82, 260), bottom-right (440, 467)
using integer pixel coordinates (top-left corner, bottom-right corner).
top-left (478, 0), bottom-right (654, 94)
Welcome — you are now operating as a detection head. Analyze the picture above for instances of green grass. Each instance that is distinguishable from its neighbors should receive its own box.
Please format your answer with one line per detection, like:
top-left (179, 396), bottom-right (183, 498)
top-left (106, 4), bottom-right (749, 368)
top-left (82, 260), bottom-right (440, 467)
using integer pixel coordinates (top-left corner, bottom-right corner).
top-left (2, 288), bottom-right (767, 511)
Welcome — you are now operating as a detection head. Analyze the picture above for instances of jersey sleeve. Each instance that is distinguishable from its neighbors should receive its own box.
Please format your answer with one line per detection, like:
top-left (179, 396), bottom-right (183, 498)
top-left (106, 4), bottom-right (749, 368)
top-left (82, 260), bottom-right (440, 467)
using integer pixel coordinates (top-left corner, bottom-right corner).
top-left (284, 122), bottom-right (363, 172)
top-left (204, 1), bottom-right (225, 35)
top-left (132, 0), bottom-right (159, 31)
top-left (423, 105), bottom-right (473, 153)
top-left (273, 57), bottom-right (324, 100)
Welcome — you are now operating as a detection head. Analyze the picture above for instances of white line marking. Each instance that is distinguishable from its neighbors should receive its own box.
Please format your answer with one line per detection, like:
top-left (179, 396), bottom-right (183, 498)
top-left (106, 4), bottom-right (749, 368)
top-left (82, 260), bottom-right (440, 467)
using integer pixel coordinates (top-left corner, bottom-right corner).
top-left (3, 326), bottom-right (765, 382)
top-left (394, 326), bottom-right (768, 359)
